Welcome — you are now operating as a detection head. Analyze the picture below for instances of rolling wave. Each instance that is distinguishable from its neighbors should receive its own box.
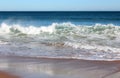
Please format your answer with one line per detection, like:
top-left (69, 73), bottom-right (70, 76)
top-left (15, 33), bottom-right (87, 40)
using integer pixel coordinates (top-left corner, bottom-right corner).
top-left (1, 22), bottom-right (120, 36)
top-left (0, 22), bottom-right (120, 60)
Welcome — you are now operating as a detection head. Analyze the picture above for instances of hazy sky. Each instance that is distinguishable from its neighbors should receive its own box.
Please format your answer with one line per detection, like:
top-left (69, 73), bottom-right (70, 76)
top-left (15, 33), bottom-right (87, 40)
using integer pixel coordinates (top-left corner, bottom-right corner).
top-left (0, 0), bottom-right (119, 11)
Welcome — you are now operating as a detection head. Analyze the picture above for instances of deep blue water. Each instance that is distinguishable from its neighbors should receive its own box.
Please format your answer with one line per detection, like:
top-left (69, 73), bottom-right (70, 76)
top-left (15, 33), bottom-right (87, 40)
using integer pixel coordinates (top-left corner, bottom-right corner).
top-left (0, 11), bottom-right (120, 26)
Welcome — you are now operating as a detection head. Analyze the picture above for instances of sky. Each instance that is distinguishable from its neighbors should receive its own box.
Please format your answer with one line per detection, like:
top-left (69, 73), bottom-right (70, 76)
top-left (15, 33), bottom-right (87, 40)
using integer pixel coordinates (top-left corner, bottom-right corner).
top-left (0, 0), bottom-right (119, 11)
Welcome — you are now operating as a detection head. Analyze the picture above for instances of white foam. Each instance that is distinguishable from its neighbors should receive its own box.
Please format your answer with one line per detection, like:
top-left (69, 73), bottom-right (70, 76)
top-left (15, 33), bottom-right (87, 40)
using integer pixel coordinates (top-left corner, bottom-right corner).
top-left (64, 42), bottom-right (120, 53)
top-left (0, 23), bottom-right (56, 35)
top-left (0, 22), bottom-right (120, 35)
top-left (0, 22), bottom-right (120, 60)
top-left (0, 23), bottom-right (11, 34)
top-left (0, 41), bottom-right (8, 45)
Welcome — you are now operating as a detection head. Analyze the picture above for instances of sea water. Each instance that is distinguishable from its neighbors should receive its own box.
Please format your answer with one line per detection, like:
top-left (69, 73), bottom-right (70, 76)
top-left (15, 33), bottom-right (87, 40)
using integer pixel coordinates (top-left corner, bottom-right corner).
top-left (0, 11), bottom-right (120, 61)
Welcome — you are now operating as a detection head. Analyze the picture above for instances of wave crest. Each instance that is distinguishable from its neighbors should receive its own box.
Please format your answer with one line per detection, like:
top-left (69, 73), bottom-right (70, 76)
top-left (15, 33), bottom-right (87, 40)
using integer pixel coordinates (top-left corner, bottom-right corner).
top-left (1, 22), bottom-right (120, 35)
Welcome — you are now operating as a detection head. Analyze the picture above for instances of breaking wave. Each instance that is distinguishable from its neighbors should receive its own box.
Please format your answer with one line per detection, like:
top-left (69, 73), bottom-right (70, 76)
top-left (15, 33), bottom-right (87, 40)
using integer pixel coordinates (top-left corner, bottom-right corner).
top-left (1, 22), bottom-right (120, 60)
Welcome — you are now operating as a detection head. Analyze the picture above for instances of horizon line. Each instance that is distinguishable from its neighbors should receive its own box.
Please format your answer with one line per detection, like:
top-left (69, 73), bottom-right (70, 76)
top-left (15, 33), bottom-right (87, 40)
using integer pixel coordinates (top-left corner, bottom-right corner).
top-left (0, 10), bottom-right (120, 12)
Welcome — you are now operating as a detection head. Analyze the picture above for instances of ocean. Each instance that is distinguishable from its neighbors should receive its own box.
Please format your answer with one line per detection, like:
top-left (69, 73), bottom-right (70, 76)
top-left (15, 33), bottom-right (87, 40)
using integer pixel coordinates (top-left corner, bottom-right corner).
top-left (0, 11), bottom-right (120, 61)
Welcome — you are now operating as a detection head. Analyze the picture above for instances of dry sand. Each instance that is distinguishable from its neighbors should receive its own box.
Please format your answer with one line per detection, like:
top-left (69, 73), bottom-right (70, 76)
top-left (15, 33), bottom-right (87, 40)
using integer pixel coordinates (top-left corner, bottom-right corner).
top-left (0, 56), bottom-right (120, 78)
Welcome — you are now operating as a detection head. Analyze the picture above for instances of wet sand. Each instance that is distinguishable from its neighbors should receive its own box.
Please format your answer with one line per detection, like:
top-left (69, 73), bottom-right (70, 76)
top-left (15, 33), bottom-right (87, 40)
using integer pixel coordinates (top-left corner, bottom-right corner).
top-left (0, 71), bottom-right (20, 78)
top-left (0, 56), bottom-right (120, 78)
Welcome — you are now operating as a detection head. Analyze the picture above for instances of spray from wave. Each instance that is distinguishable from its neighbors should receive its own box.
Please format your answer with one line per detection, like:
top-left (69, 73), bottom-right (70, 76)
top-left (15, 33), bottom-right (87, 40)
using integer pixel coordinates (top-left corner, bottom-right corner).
top-left (0, 22), bottom-right (120, 60)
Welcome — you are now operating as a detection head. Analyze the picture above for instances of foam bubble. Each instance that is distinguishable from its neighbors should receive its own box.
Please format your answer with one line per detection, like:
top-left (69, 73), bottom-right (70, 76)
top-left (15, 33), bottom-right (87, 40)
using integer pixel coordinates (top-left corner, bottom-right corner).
top-left (0, 40), bottom-right (8, 45)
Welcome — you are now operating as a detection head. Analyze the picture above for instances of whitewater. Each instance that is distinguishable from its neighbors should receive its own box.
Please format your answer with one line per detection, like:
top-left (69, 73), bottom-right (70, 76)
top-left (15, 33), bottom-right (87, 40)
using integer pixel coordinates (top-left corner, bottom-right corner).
top-left (0, 22), bottom-right (120, 61)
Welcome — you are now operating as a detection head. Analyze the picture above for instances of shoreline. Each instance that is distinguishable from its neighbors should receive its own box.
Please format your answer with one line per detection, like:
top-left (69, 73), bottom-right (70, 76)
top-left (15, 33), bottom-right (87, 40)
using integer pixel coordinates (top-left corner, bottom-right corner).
top-left (1, 55), bottom-right (120, 62)
top-left (0, 55), bottom-right (120, 78)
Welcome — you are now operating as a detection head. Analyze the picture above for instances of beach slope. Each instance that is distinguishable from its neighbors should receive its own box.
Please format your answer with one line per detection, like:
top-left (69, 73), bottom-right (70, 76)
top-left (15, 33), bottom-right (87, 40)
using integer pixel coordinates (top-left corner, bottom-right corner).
top-left (0, 56), bottom-right (120, 78)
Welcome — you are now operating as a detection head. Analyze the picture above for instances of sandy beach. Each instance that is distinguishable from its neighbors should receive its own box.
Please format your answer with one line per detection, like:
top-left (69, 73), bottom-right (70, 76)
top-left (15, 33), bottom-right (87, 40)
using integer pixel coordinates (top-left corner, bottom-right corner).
top-left (0, 71), bottom-right (20, 78)
top-left (0, 56), bottom-right (120, 78)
